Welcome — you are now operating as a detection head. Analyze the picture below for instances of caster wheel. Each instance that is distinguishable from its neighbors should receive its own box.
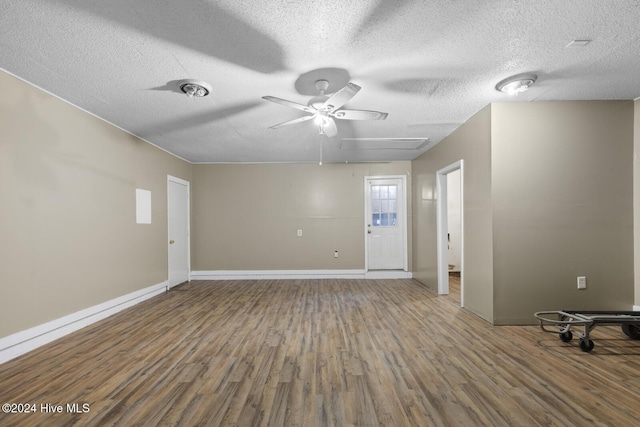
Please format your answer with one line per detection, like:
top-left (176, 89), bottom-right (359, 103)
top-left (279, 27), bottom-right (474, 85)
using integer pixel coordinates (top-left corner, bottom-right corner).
top-left (626, 324), bottom-right (640, 340)
top-left (560, 331), bottom-right (573, 342)
top-left (579, 338), bottom-right (595, 352)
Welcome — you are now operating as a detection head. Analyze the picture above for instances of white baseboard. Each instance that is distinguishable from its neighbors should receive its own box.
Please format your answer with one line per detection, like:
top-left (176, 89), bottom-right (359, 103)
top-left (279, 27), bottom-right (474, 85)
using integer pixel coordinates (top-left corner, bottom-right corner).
top-left (191, 269), bottom-right (413, 280)
top-left (365, 270), bottom-right (413, 279)
top-left (634, 305), bottom-right (640, 311)
top-left (191, 270), bottom-right (366, 280)
top-left (0, 281), bottom-right (168, 365)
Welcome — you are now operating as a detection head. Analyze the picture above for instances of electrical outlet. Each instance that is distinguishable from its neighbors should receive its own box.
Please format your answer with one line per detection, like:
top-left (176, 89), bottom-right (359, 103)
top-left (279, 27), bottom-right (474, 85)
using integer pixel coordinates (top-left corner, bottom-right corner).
top-left (334, 251), bottom-right (339, 258)
top-left (577, 276), bottom-right (587, 290)
top-left (297, 229), bottom-right (302, 237)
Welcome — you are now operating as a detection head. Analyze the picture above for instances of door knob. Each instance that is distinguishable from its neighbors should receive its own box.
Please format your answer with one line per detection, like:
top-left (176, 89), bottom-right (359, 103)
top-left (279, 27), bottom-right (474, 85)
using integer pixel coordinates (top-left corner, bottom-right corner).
top-left (169, 240), bottom-right (175, 244)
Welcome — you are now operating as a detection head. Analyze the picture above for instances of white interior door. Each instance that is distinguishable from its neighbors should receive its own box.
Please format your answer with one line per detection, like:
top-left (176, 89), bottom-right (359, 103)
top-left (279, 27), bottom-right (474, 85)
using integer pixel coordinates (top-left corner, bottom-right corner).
top-left (436, 160), bottom-right (464, 307)
top-left (366, 177), bottom-right (406, 270)
top-left (447, 169), bottom-right (462, 272)
top-left (168, 176), bottom-right (190, 289)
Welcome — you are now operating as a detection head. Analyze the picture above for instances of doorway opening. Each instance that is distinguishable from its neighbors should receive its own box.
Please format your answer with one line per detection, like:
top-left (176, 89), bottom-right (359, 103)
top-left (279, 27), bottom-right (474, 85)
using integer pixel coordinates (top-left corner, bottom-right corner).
top-left (436, 161), bottom-right (464, 307)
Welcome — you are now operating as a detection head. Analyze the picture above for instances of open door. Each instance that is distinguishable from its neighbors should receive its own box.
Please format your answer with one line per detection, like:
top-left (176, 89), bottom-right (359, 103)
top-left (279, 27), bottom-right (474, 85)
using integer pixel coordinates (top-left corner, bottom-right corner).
top-left (436, 161), bottom-right (464, 307)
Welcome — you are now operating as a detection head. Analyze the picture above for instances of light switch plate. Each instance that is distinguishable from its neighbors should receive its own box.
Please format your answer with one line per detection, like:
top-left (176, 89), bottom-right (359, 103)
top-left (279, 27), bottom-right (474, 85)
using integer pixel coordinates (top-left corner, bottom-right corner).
top-left (577, 276), bottom-right (587, 290)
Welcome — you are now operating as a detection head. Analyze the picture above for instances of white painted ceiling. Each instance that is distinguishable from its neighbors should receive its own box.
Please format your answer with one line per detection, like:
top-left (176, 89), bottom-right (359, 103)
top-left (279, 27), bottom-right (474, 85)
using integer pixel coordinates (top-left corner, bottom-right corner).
top-left (2, 0), bottom-right (640, 163)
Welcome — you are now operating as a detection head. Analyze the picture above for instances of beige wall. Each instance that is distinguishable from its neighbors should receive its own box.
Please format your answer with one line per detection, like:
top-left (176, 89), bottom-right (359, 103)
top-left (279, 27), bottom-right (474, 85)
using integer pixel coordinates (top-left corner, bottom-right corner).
top-left (635, 99), bottom-right (640, 309)
top-left (412, 101), bottom-right (634, 325)
top-left (3, 64), bottom-right (636, 340)
top-left (492, 101), bottom-right (634, 324)
top-left (192, 162), bottom-right (412, 271)
top-left (0, 68), bottom-right (413, 341)
top-left (411, 106), bottom-right (494, 322)
top-left (0, 71), bottom-right (192, 337)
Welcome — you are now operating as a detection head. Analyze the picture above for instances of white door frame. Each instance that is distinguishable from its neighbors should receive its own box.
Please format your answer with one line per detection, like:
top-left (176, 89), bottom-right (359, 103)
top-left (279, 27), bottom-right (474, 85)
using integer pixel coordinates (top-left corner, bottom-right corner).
top-left (364, 175), bottom-right (408, 273)
top-left (167, 175), bottom-right (190, 289)
top-left (436, 161), bottom-right (464, 306)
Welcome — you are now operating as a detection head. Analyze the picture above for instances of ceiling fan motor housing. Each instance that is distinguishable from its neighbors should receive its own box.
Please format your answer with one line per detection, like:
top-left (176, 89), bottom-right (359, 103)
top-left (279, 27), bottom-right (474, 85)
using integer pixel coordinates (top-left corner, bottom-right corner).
top-left (308, 95), bottom-right (329, 109)
top-left (308, 80), bottom-right (331, 109)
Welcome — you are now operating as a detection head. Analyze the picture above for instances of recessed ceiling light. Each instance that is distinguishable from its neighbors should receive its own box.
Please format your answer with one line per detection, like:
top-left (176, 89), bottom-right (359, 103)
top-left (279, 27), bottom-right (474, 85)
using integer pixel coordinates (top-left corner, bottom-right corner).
top-left (566, 39), bottom-right (592, 47)
top-left (495, 74), bottom-right (537, 96)
top-left (179, 79), bottom-right (212, 98)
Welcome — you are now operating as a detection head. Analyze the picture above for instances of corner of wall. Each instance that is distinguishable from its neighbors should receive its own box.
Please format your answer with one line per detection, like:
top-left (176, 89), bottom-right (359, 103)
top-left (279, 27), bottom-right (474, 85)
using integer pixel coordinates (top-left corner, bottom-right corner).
top-left (0, 69), bottom-right (192, 341)
top-left (410, 104), bottom-right (494, 322)
top-left (634, 99), bottom-right (640, 308)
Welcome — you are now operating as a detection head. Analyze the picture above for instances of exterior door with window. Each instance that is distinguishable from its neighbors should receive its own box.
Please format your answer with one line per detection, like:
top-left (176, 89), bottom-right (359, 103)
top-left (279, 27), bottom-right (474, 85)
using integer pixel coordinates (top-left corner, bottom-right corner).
top-left (366, 177), bottom-right (405, 270)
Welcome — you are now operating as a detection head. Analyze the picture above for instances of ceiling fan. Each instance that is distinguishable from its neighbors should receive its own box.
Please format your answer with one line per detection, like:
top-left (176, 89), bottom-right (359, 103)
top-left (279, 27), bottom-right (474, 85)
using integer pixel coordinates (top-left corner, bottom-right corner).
top-left (262, 80), bottom-right (388, 137)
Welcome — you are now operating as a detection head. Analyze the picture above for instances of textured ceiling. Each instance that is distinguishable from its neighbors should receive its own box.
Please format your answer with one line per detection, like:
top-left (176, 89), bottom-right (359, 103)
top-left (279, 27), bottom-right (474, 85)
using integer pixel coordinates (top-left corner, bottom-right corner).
top-left (2, 0), bottom-right (640, 163)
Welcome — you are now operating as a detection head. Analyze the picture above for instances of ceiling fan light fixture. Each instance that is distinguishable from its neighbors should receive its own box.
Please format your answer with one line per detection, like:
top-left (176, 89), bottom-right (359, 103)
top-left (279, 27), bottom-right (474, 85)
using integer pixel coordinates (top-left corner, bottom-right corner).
top-left (179, 79), bottom-right (212, 98)
top-left (317, 118), bottom-right (330, 136)
top-left (262, 80), bottom-right (386, 138)
top-left (495, 74), bottom-right (537, 96)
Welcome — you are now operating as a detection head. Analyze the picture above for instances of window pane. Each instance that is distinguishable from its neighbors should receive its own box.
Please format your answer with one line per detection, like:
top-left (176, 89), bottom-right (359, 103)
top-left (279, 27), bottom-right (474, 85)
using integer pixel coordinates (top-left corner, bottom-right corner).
top-left (389, 199), bottom-right (397, 214)
top-left (373, 213), bottom-right (381, 226)
top-left (372, 199), bottom-right (381, 213)
top-left (381, 199), bottom-right (389, 213)
top-left (372, 185), bottom-right (380, 199)
top-left (380, 185), bottom-right (389, 199)
top-left (389, 185), bottom-right (397, 199)
top-left (390, 213), bottom-right (397, 226)
top-left (381, 213), bottom-right (389, 226)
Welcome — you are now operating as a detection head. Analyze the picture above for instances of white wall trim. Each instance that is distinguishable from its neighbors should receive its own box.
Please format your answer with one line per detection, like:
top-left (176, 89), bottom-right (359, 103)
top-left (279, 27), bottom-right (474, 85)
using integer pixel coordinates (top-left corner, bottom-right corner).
top-left (436, 169), bottom-right (449, 295)
top-left (191, 270), bottom-right (413, 280)
top-left (191, 270), bottom-right (367, 280)
top-left (0, 281), bottom-right (167, 365)
top-left (364, 270), bottom-right (413, 279)
top-left (634, 305), bottom-right (640, 311)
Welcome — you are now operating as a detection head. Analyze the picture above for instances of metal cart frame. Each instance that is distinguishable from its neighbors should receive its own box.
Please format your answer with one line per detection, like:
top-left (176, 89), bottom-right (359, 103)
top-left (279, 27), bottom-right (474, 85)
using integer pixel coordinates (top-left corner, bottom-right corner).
top-left (534, 310), bottom-right (640, 352)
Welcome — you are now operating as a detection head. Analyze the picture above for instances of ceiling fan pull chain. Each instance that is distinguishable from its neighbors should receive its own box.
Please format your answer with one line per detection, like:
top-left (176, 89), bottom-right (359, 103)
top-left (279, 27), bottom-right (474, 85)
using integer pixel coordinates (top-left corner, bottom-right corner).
top-left (319, 138), bottom-right (323, 166)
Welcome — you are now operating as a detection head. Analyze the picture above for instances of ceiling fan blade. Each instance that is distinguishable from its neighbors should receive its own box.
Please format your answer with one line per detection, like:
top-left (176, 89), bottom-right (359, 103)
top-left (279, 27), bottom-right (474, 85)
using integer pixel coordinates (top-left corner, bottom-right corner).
top-left (331, 109), bottom-right (388, 120)
top-left (268, 114), bottom-right (315, 129)
top-left (322, 82), bottom-right (361, 113)
top-left (262, 96), bottom-right (314, 113)
top-left (321, 117), bottom-right (338, 137)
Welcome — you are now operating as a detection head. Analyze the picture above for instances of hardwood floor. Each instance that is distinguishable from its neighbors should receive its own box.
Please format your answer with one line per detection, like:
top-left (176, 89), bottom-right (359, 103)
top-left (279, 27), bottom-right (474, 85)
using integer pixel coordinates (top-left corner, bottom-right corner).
top-left (1, 278), bottom-right (639, 426)
top-left (447, 273), bottom-right (461, 305)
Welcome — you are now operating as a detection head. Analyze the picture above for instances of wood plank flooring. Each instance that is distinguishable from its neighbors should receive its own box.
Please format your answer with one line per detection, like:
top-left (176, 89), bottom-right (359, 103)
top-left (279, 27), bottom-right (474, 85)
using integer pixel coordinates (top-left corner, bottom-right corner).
top-left (1, 278), bottom-right (639, 426)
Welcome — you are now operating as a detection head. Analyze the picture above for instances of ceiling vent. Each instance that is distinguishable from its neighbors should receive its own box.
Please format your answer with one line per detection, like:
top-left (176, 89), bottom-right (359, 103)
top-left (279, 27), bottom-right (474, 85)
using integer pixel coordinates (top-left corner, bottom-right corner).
top-left (566, 39), bottom-right (592, 47)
